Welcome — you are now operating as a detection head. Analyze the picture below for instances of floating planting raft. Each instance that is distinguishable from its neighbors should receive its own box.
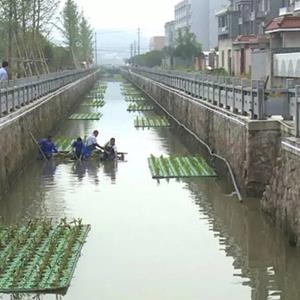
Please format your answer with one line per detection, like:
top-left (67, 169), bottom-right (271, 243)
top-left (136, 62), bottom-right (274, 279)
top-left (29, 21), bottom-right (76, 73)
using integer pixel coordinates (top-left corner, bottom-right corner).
top-left (124, 96), bottom-right (145, 102)
top-left (54, 137), bottom-right (73, 153)
top-left (127, 103), bottom-right (154, 112)
top-left (134, 117), bottom-right (170, 128)
top-left (86, 93), bottom-right (104, 100)
top-left (122, 92), bottom-right (141, 97)
top-left (81, 99), bottom-right (105, 107)
top-left (68, 113), bottom-right (102, 120)
top-left (148, 155), bottom-right (217, 178)
top-left (0, 219), bottom-right (90, 293)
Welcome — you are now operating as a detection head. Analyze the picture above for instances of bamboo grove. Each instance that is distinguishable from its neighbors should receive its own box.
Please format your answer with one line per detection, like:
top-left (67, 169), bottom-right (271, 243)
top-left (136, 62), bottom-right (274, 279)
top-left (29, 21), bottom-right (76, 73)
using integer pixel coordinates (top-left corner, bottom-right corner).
top-left (0, 0), bottom-right (94, 77)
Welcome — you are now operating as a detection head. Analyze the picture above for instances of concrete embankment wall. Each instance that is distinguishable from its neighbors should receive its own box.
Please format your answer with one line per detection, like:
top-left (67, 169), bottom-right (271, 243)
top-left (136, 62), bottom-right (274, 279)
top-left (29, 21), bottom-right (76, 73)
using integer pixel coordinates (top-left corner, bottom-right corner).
top-left (0, 71), bottom-right (99, 197)
top-left (262, 138), bottom-right (300, 246)
top-left (123, 70), bottom-right (282, 197)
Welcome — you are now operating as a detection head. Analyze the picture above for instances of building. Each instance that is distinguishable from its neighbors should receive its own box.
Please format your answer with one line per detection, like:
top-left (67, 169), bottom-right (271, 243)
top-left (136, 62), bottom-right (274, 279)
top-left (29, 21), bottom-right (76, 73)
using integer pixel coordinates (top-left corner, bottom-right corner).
top-left (209, 0), bottom-right (231, 50)
top-left (174, 0), bottom-right (228, 51)
top-left (217, 0), bottom-right (282, 75)
top-left (266, 15), bottom-right (300, 83)
top-left (164, 20), bottom-right (176, 48)
top-left (149, 36), bottom-right (165, 51)
top-left (216, 4), bottom-right (239, 73)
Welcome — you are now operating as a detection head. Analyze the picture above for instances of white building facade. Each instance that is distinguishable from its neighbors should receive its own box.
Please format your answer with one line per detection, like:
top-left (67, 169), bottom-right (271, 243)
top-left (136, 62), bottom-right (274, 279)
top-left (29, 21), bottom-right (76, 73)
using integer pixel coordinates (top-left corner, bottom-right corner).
top-left (164, 20), bottom-right (176, 48)
top-left (174, 0), bottom-right (228, 50)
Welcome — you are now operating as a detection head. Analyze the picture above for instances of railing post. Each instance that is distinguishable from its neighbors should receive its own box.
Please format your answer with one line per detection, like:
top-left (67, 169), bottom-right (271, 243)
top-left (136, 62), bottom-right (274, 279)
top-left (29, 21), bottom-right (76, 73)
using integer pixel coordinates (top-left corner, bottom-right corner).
top-left (257, 80), bottom-right (265, 120)
top-left (12, 86), bottom-right (15, 111)
top-left (0, 89), bottom-right (2, 116)
top-left (5, 88), bottom-right (9, 114)
top-left (295, 85), bottom-right (300, 137)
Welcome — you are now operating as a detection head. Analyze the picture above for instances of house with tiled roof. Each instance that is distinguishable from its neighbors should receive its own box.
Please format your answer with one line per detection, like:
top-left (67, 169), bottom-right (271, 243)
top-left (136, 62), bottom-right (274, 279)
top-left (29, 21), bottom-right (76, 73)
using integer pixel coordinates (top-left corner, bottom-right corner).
top-left (216, 0), bottom-right (281, 76)
top-left (263, 15), bottom-right (300, 85)
top-left (265, 16), bottom-right (300, 48)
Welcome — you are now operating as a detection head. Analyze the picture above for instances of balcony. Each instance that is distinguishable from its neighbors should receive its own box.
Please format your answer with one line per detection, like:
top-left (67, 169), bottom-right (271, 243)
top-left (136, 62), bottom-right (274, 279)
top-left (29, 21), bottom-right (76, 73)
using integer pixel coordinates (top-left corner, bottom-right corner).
top-left (218, 26), bottom-right (229, 35)
top-left (279, 6), bottom-right (293, 16)
top-left (295, 1), bottom-right (300, 11)
top-left (256, 10), bottom-right (267, 18)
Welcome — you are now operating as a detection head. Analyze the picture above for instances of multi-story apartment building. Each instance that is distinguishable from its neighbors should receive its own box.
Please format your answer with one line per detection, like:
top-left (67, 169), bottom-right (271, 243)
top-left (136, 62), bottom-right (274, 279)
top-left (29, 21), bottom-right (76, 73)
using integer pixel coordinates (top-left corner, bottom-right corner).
top-left (164, 21), bottom-right (176, 48)
top-left (174, 0), bottom-right (228, 51)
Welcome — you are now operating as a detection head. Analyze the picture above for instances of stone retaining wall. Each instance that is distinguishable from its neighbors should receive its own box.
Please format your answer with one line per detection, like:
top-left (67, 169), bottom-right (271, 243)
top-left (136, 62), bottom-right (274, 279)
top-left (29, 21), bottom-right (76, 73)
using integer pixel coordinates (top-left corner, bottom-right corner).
top-left (0, 71), bottom-right (99, 197)
top-left (124, 70), bottom-right (282, 197)
top-left (262, 138), bottom-right (300, 246)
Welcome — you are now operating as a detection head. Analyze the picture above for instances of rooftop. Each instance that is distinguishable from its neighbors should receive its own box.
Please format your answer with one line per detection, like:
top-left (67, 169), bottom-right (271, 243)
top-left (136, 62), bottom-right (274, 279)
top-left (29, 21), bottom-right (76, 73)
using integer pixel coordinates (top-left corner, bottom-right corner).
top-left (265, 16), bottom-right (300, 34)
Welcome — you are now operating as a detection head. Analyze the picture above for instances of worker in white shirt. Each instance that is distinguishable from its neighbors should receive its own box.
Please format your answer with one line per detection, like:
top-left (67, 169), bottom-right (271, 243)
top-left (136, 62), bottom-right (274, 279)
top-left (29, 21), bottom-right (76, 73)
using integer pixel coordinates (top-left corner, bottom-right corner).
top-left (0, 61), bottom-right (8, 81)
top-left (86, 130), bottom-right (103, 153)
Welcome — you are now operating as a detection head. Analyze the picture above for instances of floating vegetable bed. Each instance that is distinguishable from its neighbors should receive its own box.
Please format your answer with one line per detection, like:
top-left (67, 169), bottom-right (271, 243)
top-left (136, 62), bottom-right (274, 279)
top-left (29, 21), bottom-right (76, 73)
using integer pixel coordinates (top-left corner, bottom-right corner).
top-left (81, 99), bottom-right (105, 107)
top-left (0, 219), bottom-right (90, 293)
top-left (122, 92), bottom-right (141, 97)
top-left (127, 103), bottom-right (154, 111)
top-left (124, 96), bottom-right (145, 102)
top-left (134, 117), bottom-right (170, 128)
top-left (148, 155), bottom-right (217, 178)
top-left (85, 93), bottom-right (104, 100)
top-left (54, 137), bottom-right (73, 152)
top-left (68, 113), bottom-right (102, 120)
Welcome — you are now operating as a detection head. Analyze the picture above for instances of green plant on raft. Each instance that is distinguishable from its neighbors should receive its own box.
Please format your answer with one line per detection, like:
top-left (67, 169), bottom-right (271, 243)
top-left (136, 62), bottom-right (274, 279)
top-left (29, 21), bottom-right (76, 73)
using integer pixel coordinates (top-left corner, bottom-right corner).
top-left (160, 156), bottom-right (171, 177)
top-left (150, 155), bottom-right (160, 177)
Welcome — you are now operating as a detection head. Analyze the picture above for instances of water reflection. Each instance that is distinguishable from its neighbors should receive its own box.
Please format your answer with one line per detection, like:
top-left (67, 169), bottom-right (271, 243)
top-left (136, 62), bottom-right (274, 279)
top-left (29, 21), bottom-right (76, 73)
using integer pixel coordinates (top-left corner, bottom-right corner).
top-left (102, 160), bottom-right (118, 183)
top-left (186, 178), bottom-right (300, 300)
top-left (41, 160), bottom-right (57, 178)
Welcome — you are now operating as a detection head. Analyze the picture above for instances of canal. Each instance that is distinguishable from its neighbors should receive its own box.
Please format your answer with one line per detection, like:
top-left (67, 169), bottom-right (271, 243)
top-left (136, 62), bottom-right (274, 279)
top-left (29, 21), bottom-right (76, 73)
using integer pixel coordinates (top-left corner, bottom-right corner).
top-left (1, 80), bottom-right (300, 300)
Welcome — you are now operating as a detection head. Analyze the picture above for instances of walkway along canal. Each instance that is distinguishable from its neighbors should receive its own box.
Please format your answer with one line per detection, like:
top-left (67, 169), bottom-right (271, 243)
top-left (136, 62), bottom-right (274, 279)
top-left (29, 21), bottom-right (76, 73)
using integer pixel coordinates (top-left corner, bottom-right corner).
top-left (1, 80), bottom-right (300, 299)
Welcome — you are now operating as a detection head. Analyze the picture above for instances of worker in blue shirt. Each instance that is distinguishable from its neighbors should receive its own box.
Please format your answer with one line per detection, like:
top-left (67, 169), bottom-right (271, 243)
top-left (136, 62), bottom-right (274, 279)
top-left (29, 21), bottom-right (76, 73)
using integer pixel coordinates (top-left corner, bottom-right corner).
top-left (71, 137), bottom-right (88, 160)
top-left (38, 136), bottom-right (58, 159)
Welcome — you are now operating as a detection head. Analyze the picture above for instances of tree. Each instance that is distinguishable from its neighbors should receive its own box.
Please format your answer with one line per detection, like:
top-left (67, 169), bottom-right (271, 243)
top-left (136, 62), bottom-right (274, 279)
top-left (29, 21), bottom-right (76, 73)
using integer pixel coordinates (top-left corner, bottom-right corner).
top-left (162, 46), bottom-right (175, 68)
top-left (62, 0), bottom-right (80, 67)
top-left (79, 14), bottom-right (94, 65)
top-left (0, 0), bottom-right (59, 76)
top-left (130, 50), bottom-right (164, 68)
top-left (174, 27), bottom-right (202, 60)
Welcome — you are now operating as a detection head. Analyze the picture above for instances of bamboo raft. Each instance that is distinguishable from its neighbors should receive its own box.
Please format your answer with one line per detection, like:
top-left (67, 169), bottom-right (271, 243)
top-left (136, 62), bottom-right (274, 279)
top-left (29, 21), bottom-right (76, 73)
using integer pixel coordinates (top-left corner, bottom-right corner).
top-left (134, 117), bottom-right (170, 128)
top-left (0, 219), bottom-right (90, 293)
top-left (127, 103), bottom-right (154, 112)
top-left (68, 113), bottom-right (102, 120)
top-left (148, 155), bottom-right (217, 179)
top-left (85, 94), bottom-right (104, 100)
top-left (124, 96), bottom-right (145, 102)
top-left (54, 137), bottom-right (127, 161)
top-left (81, 99), bottom-right (105, 107)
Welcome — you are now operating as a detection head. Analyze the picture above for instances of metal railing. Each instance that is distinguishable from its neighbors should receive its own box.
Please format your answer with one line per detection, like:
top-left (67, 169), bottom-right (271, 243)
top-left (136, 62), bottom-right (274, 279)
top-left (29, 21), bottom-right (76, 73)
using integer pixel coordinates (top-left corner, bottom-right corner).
top-left (126, 67), bottom-right (300, 136)
top-left (0, 68), bottom-right (98, 118)
top-left (128, 67), bottom-right (266, 120)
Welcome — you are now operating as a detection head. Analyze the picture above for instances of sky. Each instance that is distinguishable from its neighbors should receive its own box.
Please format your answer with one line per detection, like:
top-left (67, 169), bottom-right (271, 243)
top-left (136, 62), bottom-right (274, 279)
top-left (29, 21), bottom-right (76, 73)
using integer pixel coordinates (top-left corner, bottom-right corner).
top-left (72, 0), bottom-right (179, 37)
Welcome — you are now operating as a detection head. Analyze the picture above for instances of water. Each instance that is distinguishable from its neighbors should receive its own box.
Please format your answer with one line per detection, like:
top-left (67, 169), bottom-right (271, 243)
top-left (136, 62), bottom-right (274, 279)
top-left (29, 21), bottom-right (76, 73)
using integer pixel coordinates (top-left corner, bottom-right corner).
top-left (1, 81), bottom-right (300, 300)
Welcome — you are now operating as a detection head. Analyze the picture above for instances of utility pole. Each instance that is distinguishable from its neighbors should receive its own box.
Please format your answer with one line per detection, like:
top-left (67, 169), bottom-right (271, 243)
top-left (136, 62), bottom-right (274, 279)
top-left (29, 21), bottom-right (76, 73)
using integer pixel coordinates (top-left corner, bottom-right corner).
top-left (130, 43), bottom-right (133, 59)
top-left (138, 28), bottom-right (141, 55)
top-left (133, 41), bottom-right (137, 57)
top-left (94, 32), bottom-right (98, 65)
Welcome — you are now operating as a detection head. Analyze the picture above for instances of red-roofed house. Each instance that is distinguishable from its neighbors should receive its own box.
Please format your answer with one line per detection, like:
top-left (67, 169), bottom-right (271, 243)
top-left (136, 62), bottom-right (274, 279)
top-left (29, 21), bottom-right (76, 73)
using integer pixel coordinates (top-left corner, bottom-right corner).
top-left (233, 35), bottom-right (269, 76)
top-left (265, 16), bottom-right (300, 48)
top-left (263, 15), bottom-right (300, 86)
